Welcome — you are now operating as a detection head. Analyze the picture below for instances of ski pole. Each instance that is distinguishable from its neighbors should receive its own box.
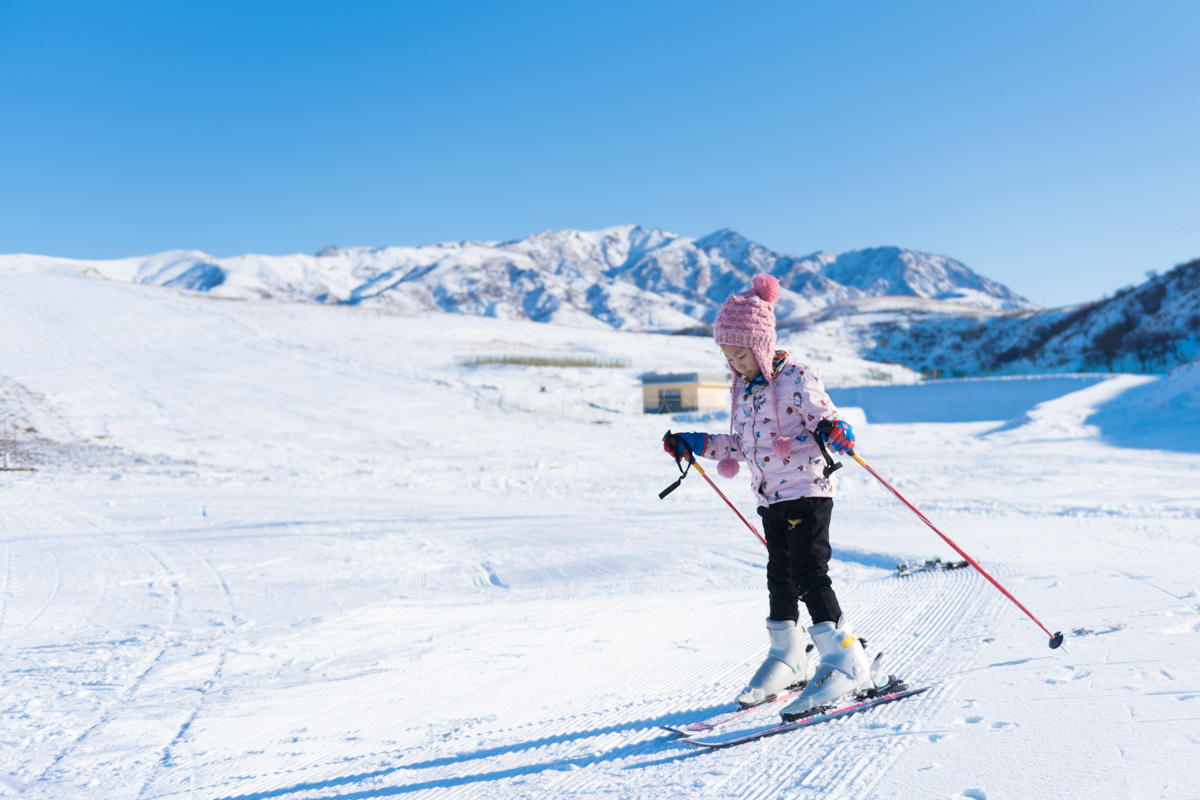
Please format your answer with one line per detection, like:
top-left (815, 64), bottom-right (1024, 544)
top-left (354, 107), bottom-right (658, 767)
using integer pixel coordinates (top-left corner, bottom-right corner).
top-left (660, 431), bottom-right (767, 549)
top-left (689, 458), bottom-right (768, 549)
top-left (847, 448), bottom-right (1064, 650)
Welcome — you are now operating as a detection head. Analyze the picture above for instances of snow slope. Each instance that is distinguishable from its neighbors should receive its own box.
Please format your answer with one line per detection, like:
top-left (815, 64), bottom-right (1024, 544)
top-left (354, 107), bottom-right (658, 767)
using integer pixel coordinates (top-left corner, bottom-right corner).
top-left (1, 273), bottom-right (1198, 799)
top-left (0, 226), bottom-right (1034, 333)
top-left (1088, 358), bottom-right (1200, 452)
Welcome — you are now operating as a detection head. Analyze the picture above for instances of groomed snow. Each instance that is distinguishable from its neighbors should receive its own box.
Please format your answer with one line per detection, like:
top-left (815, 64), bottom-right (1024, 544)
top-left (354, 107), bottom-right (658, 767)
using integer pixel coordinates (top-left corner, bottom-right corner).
top-left (1, 273), bottom-right (1197, 799)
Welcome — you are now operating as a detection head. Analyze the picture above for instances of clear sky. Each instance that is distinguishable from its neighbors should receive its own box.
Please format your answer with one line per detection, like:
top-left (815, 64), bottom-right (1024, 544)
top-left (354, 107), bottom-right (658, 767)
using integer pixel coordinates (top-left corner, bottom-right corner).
top-left (1, 0), bottom-right (1197, 307)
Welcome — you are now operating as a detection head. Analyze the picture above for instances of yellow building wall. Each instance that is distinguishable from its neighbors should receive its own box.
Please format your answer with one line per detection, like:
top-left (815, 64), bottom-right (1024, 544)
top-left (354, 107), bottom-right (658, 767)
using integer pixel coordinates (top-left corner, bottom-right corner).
top-left (642, 383), bottom-right (731, 413)
top-left (696, 385), bottom-right (732, 410)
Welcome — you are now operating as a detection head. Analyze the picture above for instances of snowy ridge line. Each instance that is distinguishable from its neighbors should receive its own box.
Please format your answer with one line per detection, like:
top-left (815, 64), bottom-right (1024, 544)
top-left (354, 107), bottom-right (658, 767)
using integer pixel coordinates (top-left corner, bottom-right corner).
top-left (861, 256), bottom-right (1200, 376)
top-left (0, 226), bottom-right (1034, 333)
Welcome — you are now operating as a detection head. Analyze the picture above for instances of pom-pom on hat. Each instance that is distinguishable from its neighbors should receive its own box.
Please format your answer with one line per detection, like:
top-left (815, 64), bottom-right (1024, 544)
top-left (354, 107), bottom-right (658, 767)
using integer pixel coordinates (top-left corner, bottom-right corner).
top-left (712, 274), bottom-right (791, 477)
top-left (713, 273), bottom-right (780, 354)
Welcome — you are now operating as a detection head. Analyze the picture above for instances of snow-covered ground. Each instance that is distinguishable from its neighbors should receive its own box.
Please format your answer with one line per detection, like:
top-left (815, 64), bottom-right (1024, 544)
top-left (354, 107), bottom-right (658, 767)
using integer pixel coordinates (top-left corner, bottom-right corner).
top-left (1, 272), bottom-right (1198, 799)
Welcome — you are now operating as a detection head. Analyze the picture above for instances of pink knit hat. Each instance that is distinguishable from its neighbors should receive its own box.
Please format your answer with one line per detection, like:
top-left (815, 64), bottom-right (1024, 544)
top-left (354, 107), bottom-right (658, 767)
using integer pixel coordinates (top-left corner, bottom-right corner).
top-left (713, 274), bottom-right (789, 478)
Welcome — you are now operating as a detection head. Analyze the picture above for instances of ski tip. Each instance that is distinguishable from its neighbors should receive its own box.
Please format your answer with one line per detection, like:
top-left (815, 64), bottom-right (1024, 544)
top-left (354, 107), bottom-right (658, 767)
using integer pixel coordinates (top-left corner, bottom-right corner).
top-left (1049, 631), bottom-right (1065, 649)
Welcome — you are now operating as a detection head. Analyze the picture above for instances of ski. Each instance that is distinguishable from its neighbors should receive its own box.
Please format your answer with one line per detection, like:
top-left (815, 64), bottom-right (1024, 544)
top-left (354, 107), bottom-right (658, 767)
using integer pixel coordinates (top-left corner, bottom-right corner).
top-left (895, 557), bottom-right (968, 577)
top-left (662, 686), bottom-right (806, 736)
top-left (680, 684), bottom-right (934, 749)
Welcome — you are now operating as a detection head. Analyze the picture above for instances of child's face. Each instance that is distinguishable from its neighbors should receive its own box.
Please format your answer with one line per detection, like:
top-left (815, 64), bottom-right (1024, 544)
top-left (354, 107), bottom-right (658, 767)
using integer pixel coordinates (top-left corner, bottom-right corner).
top-left (719, 344), bottom-right (762, 379)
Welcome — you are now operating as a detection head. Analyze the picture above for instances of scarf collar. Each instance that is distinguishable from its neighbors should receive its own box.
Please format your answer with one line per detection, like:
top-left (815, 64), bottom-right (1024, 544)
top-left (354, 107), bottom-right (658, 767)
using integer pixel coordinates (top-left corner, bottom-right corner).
top-left (743, 350), bottom-right (788, 392)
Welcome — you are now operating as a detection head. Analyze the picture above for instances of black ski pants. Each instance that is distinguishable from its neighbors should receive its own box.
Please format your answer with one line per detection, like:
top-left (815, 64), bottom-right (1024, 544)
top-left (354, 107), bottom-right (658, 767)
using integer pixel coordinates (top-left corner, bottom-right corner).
top-left (758, 497), bottom-right (842, 626)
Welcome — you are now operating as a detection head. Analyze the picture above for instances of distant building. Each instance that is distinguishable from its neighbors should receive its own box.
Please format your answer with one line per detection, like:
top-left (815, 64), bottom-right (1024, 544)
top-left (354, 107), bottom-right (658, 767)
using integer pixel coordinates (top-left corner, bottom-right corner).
top-left (641, 372), bottom-right (732, 414)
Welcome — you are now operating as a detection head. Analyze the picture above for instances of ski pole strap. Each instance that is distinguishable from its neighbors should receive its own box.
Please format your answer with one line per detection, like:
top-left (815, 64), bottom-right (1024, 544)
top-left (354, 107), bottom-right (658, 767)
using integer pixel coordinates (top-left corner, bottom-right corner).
top-left (659, 430), bottom-right (695, 499)
top-left (658, 467), bottom-right (690, 499)
top-left (812, 420), bottom-right (844, 478)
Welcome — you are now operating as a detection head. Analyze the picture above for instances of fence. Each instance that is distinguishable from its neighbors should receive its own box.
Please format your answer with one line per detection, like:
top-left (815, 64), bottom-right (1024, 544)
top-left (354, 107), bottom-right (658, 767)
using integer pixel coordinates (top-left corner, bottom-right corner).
top-left (454, 355), bottom-right (632, 369)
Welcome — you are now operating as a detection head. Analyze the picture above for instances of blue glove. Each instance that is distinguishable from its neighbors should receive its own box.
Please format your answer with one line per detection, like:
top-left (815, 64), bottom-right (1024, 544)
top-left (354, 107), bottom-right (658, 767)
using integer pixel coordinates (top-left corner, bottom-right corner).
top-left (663, 431), bottom-right (708, 462)
top-left (824, 420), bottom-right (855, 454)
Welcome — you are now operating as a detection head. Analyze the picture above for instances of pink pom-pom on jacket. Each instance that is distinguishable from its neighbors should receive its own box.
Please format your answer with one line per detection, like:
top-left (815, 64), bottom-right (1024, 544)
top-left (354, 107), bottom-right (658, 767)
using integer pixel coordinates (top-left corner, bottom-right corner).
top-left (717, 457), bottom-right (741, 479)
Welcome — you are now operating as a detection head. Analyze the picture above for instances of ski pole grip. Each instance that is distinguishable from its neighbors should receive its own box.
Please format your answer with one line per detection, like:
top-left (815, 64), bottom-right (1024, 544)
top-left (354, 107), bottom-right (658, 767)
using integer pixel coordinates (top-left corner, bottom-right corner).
top-left (662, 429), bottom-right (696, 464)
top-left (812, 420), bottom-right (843, 478)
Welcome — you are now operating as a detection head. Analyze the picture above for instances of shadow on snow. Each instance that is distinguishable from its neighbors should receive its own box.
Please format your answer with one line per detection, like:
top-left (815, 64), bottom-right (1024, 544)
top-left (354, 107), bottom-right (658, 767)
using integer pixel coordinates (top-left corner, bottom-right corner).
top-left (212, 706), bottom-right (721, 800)
top-left (1086, 367), bottom-right (1200, 453)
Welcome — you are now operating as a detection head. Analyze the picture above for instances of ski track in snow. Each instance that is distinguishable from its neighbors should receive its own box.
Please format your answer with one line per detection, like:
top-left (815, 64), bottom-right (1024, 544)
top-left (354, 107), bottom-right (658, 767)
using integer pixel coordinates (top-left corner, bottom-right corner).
top-left (0, 272), bottom-right (1198, 799)
top-left (181, 566), bottom-right (1004, 800)
top-left (16, 512), bottom-right (234, 799)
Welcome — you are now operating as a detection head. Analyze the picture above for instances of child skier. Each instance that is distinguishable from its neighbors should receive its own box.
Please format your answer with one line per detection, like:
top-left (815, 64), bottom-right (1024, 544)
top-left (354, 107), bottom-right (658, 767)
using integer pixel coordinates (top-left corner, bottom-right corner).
top-left (663, 274), bottom-right (885, 720)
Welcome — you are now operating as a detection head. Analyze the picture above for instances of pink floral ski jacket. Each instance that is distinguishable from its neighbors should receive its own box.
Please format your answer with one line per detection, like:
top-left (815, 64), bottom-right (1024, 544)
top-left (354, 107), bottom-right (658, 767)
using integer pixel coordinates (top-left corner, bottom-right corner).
top-left (698, 354), bottom-right (841, 506)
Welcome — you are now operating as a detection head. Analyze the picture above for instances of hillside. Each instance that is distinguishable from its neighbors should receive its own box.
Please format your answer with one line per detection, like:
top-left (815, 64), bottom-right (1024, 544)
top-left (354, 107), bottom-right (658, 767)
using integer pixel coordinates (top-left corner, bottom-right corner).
top-left (790, 258), bottom-right (1200, 376)
top-left (6, 228), bottom-right (1194, 380)
top-left (1, 269), bottom-right (1198, 798)
top-left (0, 226), bottom-right (1033, 331)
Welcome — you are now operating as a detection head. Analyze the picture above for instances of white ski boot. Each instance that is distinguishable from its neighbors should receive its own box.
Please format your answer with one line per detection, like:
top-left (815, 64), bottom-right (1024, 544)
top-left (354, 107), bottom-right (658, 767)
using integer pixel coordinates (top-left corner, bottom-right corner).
top-left (779, 616), bottom-right (888, 721)
top-left (735, 618), bottom-right (816, 708)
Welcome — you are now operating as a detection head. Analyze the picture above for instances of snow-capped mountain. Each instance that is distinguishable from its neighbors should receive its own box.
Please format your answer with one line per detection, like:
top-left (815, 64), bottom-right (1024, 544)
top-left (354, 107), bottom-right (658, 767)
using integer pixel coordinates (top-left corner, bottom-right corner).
top-left (0, 226), bottom-right (1033, 331)
top-left (819, 247), bottom-right (1028, 310)
top-left (844, 257), bottom-right (1200, 375)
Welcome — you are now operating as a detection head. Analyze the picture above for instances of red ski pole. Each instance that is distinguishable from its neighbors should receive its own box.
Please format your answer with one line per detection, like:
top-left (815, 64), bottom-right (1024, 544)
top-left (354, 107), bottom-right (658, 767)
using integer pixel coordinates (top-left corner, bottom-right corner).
top-left (659, 431), bottom-right (767, 549)
top-left (689, 459), bottom-right (768, 549)
top-left (848, 449), bottom-right (1064, 649)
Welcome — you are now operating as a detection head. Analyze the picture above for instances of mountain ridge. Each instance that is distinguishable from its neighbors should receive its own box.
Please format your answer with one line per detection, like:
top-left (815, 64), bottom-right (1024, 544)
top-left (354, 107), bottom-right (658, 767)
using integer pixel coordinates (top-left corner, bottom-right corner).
top-left (805, 257), bottom-right (1200, 376)
top-left (0, 225), bottom-right (1034, 331)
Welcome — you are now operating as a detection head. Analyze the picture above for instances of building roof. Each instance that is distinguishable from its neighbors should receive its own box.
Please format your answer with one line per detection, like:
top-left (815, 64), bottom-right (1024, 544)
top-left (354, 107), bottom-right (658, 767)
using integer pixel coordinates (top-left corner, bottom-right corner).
top-left (640, 372), bottom-right (730, 385)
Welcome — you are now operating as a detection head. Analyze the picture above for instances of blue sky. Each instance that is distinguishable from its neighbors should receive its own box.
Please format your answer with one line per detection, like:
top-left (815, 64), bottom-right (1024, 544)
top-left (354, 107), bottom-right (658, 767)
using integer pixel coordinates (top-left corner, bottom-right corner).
top-left (1, 0), bottom-right (1197, 307)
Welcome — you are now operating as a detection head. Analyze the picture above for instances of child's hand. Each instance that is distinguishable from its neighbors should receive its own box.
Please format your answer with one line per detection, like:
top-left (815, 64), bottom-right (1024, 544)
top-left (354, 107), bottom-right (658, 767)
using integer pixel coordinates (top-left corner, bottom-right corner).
top-left (824, 420), bottom-right (855, 454)
top-left (663, 431), bottom-right (708, 462)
